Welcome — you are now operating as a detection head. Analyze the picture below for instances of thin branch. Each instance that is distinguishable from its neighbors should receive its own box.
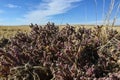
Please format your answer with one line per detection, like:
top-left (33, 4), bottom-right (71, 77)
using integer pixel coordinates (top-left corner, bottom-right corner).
top-left (94, 0), bottom-right (97, 25)
top-left (102, 0), bottom-right (105, 20)
top-left (112, 3), bottom-right (120, 27)
top-left (104, 0), bottom-right (115, 26)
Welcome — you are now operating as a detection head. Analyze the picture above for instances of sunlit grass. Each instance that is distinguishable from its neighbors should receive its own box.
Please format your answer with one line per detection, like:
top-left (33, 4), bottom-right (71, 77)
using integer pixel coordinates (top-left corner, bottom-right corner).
top-left (0, 25), bottom-right (120, 39)
top-left (0, 26), bottom-right (31, 39)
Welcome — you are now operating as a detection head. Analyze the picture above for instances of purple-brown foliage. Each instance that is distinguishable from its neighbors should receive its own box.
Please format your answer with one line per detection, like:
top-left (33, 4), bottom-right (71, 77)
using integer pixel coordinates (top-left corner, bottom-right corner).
top-left (0, 22), bottom-right (120, 80)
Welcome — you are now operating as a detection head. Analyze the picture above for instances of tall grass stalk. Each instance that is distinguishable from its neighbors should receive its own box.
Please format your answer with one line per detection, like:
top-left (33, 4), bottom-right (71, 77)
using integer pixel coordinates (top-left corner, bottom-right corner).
top-left (85, 5), bottom-right (88, 22)
top-left (102, 0), bottom-right (105, 20)
top-left (94, 0), bottom-right (97, 25)
top-left (100, 0), bottom-right (116, 44)
top-left (112, 3), bottom-right (120, 27)
top-left (104, 0), bottom-right (115, 26)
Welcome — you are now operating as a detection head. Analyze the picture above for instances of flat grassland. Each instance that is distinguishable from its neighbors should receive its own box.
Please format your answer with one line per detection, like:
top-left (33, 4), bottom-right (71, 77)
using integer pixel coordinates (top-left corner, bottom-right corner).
top-left (0, 25), bottom-right (120, 39)
top-left (0, 26), bottom-right (31, 39)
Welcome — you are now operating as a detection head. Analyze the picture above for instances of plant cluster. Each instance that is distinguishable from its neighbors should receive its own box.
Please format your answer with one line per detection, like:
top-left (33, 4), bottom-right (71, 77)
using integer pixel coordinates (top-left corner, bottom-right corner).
top-left (0, 22), bottom-right (120, 80)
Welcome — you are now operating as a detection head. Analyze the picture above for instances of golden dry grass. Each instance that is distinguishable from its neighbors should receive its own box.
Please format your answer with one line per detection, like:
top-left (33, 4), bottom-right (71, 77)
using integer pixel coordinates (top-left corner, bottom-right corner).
top-left (0, 26), bottom-right (31, 39)
top-left (0, 25), bottom-right (120, 39)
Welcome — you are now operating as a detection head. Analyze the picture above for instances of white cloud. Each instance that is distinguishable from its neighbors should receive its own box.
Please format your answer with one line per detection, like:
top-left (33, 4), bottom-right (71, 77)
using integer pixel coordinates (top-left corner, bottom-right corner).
top-left (0, 10), bottom-right (4, 14)
top-left (6, 4), bottom-right (20, 8)
top-left (19, 0), bottom-right (82, 24)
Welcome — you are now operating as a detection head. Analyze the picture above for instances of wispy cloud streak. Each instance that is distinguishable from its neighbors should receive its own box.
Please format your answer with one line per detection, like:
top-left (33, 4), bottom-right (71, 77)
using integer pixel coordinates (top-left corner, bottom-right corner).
top-left (20, 0), bottom-right (82, 24)
top-left (6, 4), bottom-right (20, 8)
top-left (0, 10), bottom-right (4, 14)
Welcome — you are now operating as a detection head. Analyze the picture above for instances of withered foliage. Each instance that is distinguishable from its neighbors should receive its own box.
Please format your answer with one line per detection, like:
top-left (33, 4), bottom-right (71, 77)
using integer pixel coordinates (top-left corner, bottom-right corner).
top-left (0, 22), bottom-right (120, 80)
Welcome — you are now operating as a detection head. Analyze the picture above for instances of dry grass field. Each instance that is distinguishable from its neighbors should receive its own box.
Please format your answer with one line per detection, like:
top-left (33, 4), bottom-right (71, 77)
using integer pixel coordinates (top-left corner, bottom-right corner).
top-left (0, 26), bottom-right (31, 39)
top-left (0, 25), bottom-right (120, 39)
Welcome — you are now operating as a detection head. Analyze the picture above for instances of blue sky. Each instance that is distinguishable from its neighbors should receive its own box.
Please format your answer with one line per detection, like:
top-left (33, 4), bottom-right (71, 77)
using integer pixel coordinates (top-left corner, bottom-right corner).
top-left (0, 0), bottom-right (120, 25)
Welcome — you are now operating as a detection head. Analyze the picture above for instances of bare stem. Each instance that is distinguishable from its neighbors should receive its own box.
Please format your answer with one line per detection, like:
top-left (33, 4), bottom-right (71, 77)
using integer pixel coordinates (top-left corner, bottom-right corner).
top-left (94, 0), bottom-right (97, 25)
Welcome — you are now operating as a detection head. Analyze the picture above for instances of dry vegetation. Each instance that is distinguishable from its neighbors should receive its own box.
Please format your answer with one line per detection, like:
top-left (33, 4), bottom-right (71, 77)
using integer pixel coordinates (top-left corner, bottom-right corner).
top-left (0, 25), bottom-right (120, 39)
top-left (0, 0), bottom-right (120, 80)
top-left (0, 26), bottom-right (31, 39)
top-left (0, 22), bottom-right (120, 80)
